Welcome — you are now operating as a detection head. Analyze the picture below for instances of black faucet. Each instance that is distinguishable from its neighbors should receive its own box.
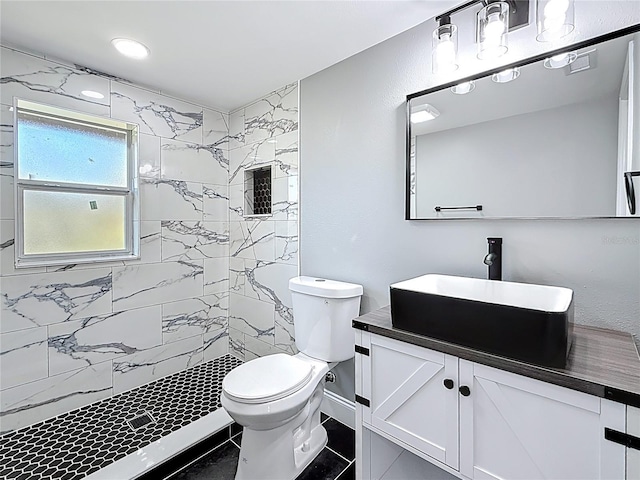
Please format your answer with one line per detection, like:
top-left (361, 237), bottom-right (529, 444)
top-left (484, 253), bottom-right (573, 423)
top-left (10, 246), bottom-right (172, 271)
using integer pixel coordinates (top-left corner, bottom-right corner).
top-left (484, 237), bottom-right (502, 281)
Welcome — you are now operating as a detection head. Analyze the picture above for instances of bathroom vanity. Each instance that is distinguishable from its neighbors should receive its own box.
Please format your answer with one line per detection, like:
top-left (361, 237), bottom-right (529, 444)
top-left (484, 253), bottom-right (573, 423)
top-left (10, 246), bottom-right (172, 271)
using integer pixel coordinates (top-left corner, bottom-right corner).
top-left (353, 306), bottom-right (640, 480)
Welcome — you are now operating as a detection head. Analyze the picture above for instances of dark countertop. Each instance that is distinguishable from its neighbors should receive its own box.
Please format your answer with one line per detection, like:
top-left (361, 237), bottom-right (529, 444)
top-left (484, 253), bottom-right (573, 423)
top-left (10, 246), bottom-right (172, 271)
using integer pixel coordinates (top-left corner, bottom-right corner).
top-left (353, 306), bottom-right (640, 408)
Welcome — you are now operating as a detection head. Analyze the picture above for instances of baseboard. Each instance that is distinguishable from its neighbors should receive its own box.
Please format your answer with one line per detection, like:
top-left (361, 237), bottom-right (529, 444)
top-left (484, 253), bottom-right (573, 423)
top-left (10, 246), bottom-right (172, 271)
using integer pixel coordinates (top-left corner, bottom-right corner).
top-left (321, 389), bottom-right (355, 430)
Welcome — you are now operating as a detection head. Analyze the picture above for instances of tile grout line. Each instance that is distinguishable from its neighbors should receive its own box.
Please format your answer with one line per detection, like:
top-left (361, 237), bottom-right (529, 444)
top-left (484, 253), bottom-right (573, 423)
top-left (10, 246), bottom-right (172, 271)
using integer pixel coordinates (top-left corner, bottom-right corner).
top-left (325, 445), bottom-right (352, 465)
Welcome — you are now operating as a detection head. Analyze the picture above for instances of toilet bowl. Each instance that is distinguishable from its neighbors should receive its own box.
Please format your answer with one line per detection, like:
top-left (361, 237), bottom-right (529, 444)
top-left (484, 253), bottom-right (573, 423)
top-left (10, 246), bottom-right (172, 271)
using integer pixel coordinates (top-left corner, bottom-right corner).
top-left (221, 353), bottom-right (330, 479)
top-left (221, 276), bottom-right (363, 480)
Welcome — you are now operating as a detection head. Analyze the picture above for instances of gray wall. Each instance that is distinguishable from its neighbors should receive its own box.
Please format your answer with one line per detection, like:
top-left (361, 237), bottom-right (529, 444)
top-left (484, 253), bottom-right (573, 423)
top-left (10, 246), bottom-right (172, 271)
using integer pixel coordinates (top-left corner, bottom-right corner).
top-left (300, 3), bottom-right (640, 400)
top-left (416, 95), bottom-right (619, 217)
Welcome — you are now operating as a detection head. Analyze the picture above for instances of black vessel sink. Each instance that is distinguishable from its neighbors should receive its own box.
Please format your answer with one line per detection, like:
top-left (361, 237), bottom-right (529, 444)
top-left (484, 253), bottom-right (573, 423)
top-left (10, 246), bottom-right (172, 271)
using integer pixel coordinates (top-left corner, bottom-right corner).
top-left (390, 274), bottom-right (574, 368)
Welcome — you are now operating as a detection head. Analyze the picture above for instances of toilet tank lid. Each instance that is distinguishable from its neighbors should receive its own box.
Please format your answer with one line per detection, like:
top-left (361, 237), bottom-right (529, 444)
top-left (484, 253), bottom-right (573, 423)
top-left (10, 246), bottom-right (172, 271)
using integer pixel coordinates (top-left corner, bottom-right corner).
top-left (289, 276), bottom-right (363, 298)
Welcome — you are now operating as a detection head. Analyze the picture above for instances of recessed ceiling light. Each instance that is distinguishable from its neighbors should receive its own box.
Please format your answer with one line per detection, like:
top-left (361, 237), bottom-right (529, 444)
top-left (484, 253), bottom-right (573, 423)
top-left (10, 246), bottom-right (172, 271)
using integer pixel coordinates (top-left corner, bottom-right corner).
top-left (451, 80), bottom-right (476, 95)
top-left (81, 90), bottom-right (105, 99)
top-left (492, 67), bottom-right (521, 83)
top-left (410, 104), bottom-right (440, 123)
top-left (111, 38), bottom-right (150, 59)
top-left (543, 51), bottom-right (578, 69)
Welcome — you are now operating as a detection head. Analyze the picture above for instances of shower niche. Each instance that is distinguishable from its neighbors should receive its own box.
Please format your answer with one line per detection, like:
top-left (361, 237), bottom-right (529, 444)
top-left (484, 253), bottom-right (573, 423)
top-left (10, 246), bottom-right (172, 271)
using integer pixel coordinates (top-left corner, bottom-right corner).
top-left (244, 165), bottom-right (272, 217)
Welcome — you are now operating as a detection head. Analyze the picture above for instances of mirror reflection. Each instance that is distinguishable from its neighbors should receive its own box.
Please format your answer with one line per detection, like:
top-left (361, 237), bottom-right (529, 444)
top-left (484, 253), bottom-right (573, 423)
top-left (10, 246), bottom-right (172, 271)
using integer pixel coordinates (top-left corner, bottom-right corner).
top-left (407, 30), bottom-right (640, 219)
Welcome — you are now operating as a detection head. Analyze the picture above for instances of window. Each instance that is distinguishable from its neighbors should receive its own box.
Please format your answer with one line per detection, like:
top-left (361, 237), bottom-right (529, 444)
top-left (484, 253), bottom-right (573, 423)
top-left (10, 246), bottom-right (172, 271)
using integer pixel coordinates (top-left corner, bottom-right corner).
top-left (14, 99), bottom-right (139, 268)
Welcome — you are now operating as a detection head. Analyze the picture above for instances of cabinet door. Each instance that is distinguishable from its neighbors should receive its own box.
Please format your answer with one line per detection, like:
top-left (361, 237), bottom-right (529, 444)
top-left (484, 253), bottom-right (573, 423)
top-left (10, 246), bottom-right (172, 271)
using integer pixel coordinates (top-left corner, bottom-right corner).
top-left (459, 360), bottom-right (626, 480)
top-left (364, 334), bottom-right (460, 470)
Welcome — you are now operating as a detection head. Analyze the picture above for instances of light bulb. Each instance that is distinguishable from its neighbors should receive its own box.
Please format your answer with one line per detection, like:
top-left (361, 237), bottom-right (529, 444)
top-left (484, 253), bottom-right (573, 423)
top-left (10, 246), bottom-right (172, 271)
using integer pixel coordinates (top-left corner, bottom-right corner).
top-left (485, 12), bottom-right (506, 39)
top-left (435, 35), bottom-right (456, 70)
top-left (544, 0), bottom-right (570, 18)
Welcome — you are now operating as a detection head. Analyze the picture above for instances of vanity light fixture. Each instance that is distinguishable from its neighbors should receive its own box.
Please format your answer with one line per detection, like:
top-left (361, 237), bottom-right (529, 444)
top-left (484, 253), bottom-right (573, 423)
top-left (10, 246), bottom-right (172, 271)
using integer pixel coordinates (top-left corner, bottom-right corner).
top-left (432, 0), bottom-right (531, 73)
top-left (111, 38), bottom-right (150, 59)
top-left (536, 0), bottom-right (575, 42)
top-left (432, 16), bottom-right (459, 74)
top-left (543, 51), bottom-right (577, 69)
top-left (492, 67), bottom-right (521, 83)
top-left (410, 104), bottom-right (440, 123)
top-left (477, 1), bottom-right (510, 60)
top-left (451, 80), bottom-right (476, 94)
top-left (81, 90), bottom-right (105, 99)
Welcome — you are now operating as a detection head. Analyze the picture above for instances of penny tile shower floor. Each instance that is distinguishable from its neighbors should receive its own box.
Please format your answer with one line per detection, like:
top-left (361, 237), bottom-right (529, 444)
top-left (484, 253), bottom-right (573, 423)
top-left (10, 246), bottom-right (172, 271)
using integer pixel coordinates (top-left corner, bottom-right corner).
top-left (0, 355), bottom-right (241, 480)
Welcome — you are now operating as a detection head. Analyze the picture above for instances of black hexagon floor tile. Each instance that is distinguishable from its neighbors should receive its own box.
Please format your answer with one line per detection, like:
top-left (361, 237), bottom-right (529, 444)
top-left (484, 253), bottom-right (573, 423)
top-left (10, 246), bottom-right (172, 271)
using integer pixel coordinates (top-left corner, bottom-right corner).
top-left (0, 354), bottom-right (241, 480)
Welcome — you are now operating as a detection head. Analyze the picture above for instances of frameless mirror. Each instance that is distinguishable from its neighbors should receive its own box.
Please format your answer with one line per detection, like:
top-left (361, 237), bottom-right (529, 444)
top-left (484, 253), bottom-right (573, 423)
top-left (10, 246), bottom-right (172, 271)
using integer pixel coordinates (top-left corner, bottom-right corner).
top-left (407, 28), bottom-right (640, 219)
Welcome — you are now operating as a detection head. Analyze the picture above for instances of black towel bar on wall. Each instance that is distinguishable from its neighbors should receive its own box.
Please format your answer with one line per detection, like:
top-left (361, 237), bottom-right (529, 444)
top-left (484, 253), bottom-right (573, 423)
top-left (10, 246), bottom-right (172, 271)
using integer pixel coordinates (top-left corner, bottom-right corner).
top-left (624, 171), bottom-right (640, 215)
top-left (435, 205), bottom-right (483, 212)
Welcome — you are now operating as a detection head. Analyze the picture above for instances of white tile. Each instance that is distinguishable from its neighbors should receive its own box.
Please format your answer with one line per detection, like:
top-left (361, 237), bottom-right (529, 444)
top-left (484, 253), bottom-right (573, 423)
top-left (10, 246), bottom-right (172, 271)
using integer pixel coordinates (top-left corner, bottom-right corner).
top-left (229, 293), bottom-right (274, 343)
top-left (0, 362), bottom-right (112, 433)
top-left (112, 335), bottom-right (203, 394)
top-left (228, 183), bottom-right (245, 220)
top-left (229, 140), bottom-right (275, 185)
top-left (162, 294), bottom-right (228, 344)
top-left (229, 257), bottom-right (245, 296)
top-left (203, 108), bottom-right (229, 145)
top-left (0, 268), bottom-right (112, 333)
top-left (112, 260), bottom-right (203, 311)
top-left (1, 47), bottom-right (111, 116)
top-left (204, 257), bottom-right (229, 295)
top-left (244, 261), bottom-right (296, 311)
top-left (0, 172), bottom-right (13, 220)
top-left (229, 220), bottom-right (275, 261)
top-left (139, 133), bottom-right (161, 180)
top-left (229, 109), bottom-right (245, 149)
top-left (275, 319), bottom-right (297, 355)
top-left (140, 178), bottom-right (203, 221)
top-left (111, 83), bottom-right (202, 143)
top-left (1, 104), bottom-right (13, 164)
top-left (274, 130), bottom-right (298, 178)
top-left (1, 220), bottom-right (47, 276)
top-left (272, 175), bottom-right (298, 221)
top-left (229, 327), bottom-right (245, 361)
top-left (161, 138), bottom-right (228, 185)
top-left (203, 327), bottom-right (229, 361)
top-left (0, 327), bottom-right (48, 390)
top-left (275, 220), bottom-right (298, 265)
top-left (244, 83), bottom-right (298, 145)
top-left (244, 335), bottom-right (285, 361)
top-left (48, 305), bottom-right (163, 375)
top-left (161, 221), bottom-right (229, 261)
top-left (203, 184), bottom-right (229, 222)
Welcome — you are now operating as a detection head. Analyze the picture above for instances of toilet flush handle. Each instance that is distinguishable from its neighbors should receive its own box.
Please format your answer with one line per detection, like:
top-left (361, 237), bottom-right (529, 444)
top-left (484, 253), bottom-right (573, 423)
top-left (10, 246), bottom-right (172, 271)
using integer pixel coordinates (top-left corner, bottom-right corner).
top-left (325, 372), bottom-right (336, 383)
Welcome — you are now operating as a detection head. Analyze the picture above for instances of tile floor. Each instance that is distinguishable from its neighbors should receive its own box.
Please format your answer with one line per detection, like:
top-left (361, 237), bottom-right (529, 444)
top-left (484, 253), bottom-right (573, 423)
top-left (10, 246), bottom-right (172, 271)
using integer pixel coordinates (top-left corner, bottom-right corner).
top-left (157, 414), bottom-right (355, 480)
top-left (0, 355), bottom-right (241, 480)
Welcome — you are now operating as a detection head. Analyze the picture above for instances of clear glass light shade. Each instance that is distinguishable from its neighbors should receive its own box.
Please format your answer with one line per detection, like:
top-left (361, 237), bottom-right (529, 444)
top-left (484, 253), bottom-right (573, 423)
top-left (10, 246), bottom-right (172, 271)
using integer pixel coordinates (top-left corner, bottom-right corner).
top-left (451, 80), bottom-right (476, 95)
top-left (432, 24), bottom-right (459, 73)
top-left (536, 0), bottom-right (575, 42)
top-left (478, 2), bottom-right (509, 60)
top-left (492, 67), bottom-right (521, 83)
top-left (543, 51), bottom-right (577, 69)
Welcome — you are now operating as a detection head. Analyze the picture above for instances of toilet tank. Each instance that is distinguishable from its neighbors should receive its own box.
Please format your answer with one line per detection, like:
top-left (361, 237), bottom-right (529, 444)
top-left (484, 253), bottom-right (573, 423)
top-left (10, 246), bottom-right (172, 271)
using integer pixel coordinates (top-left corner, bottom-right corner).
top-left (289, 276), bottom-right (363, 362)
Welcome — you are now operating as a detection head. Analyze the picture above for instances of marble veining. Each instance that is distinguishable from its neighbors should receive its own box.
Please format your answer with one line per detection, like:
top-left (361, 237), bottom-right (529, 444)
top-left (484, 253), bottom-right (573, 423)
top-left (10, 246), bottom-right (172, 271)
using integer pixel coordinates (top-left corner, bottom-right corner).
top-left (111, 84), bottom-right (202, 142)
top-left (1, 270), bottom-right (113, 332)
top-left (244, 83), bottom-right (298, 143)
top-left (162, 294), bottom-right (228, 344)
top-left (47, 306), bottom-right (162, 375)
top-left (161, 221), bottom-right (229, 261)
top-left (0, 327), bottom-right (48, 390)
top-left (230, 221), bottom-right (275, 261)
top-left (1, 59), bottom-right (108, 107)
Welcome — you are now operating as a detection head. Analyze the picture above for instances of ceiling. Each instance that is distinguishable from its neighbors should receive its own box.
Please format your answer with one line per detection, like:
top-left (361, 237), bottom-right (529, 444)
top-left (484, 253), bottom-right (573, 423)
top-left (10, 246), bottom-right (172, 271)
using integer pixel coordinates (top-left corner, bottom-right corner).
top-left (0, 0), bottom-right (458, 111)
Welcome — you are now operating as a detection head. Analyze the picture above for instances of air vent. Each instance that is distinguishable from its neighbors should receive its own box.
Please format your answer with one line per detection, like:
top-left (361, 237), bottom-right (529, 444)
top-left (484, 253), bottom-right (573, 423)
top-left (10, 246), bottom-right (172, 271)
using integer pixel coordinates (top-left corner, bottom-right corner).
top-left (127, 412), bottom-right (155, 431)
top-left (567, 48), bottom-right (597, 75)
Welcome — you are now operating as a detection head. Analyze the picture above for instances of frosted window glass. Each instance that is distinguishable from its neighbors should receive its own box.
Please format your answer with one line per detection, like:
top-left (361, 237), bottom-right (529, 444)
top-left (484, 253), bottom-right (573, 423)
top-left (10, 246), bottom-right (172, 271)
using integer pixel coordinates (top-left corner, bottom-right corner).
top-left (23, 190), bottom-right (126, 255)
top-left (17, 112), bottom-right (128, 187)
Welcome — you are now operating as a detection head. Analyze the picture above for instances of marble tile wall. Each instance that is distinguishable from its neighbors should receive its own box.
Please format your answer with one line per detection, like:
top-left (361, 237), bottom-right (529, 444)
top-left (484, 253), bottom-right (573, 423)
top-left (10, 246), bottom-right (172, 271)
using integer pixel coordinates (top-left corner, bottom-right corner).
top-left (227, 83), bottom-right (299, 360)
top-left (0, 46), bottom-right (231, 433)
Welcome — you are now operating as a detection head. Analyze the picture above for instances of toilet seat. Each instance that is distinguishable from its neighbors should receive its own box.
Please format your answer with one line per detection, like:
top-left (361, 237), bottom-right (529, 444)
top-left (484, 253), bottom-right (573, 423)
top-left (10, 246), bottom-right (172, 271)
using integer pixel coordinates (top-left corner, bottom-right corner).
top-left (222, 354), bottom-right (314, 404)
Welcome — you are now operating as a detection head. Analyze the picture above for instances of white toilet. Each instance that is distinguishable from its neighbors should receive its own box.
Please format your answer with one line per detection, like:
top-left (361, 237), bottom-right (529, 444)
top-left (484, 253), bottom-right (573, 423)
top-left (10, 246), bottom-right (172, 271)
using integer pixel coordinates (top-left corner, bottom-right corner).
top-left (220, 276), bottom-right (363, 480)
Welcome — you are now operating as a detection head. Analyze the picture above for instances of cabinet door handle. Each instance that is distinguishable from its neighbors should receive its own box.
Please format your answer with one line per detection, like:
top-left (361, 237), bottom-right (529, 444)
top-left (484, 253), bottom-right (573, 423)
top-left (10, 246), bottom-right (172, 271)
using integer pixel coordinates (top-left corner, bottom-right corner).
top-left (443, 379), bottom-right (454, 389)
top-left (459, 385), bottom-right (471, 396)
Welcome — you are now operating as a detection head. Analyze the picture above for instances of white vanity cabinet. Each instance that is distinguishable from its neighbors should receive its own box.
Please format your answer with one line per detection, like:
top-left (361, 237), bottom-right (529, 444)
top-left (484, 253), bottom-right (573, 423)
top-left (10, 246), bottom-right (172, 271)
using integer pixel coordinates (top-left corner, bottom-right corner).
top-left (356, 332), bottom-right (628, 480)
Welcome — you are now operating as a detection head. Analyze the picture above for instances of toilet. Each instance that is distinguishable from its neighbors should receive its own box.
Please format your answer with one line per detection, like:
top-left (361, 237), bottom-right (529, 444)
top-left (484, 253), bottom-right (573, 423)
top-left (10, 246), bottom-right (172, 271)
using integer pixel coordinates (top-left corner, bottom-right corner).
top-left (220, 276), bottom-right (363, 480)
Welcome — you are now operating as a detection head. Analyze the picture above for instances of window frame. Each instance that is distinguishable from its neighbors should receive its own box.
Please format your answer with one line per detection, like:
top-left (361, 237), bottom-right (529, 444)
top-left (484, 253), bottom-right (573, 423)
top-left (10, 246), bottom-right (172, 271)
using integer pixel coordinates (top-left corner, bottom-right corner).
top-left (13, 98), bottom-right (140, 268)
